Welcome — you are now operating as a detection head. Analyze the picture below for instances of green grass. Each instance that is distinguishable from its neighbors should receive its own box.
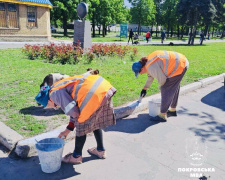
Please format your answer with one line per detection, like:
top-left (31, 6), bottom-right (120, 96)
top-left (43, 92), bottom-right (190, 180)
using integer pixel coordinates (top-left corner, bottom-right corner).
top-left (52, 30), bottom-right (222, 42)
top-left (0, 43), bottom-right (224, 137)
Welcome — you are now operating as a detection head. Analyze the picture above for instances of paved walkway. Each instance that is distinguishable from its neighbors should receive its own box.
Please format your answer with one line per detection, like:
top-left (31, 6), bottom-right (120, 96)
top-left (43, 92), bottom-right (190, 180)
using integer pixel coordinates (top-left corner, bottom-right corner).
top-left (0, 38), bottom-right (224, 49)
top-left (1, 79), bottom-right (224, 180)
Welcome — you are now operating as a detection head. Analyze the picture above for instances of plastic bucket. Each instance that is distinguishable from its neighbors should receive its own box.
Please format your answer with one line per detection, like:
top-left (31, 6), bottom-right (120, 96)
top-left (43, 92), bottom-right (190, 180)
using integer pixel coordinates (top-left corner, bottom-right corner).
top-left (149, 99), bottom-right (161, 117)
top-left (35, 138), bottom-right (65, 173)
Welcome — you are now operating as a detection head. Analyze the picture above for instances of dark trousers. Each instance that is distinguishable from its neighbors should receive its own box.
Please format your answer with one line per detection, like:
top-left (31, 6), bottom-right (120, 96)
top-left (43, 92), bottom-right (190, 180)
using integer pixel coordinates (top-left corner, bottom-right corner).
top-left (160, 67), bottom-right (187, 113)
top-left (73, 129), bottom-right (104, 157)
top-left (128, 36), bottom-right (133, 44)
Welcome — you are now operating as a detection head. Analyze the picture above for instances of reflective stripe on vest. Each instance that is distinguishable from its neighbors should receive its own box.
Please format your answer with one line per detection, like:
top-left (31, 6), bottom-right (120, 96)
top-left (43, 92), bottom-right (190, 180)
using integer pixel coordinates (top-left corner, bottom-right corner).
top-left (79, 76), bottom-right (104, 112)
top-left (76, 75), bottom-right (113, 123)
top-left (146, 50), bottom-right (186, 78)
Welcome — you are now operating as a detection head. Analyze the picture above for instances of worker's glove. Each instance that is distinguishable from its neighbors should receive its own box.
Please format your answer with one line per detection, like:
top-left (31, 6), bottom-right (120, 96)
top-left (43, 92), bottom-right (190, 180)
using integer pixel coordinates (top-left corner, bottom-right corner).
top-left (140, 89), bottom-right (147, 97)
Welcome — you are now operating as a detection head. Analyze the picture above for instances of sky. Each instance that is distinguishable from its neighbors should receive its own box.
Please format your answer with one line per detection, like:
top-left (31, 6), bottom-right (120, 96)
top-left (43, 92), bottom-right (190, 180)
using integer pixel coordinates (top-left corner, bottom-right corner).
top-left (124, 0), bottom-right (132, 8)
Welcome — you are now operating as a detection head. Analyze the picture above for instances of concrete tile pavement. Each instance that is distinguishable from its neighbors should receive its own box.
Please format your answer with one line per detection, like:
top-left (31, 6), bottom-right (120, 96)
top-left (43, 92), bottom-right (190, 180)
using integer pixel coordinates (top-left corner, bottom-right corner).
top-left (0, 75), bottom-right (224, 180)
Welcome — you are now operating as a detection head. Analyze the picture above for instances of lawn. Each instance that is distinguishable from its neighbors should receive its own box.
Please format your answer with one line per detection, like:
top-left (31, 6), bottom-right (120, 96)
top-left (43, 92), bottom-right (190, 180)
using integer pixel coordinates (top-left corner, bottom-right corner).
top-left (0, 42), bottom-right (224, 137)
top-left (52, 30), bottom-right (193, 42)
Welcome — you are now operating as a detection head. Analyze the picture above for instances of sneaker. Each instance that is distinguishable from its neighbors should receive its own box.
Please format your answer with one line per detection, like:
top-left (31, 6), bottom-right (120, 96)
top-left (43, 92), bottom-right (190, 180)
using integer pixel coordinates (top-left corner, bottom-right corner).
top-left (151, 115), bottom-right (167, 122)
top-left (88, 147), bottom-right (106, 159)
top-left (62, 153), bottom-right (82, 164)
top-left (167, 110), bottom-right (177, 117)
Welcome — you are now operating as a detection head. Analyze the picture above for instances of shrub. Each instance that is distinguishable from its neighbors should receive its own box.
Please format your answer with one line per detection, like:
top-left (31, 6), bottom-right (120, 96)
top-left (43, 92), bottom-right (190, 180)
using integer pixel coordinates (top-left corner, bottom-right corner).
top-left (85, 51), bottom-right (95, 63)
top-left (130, 47), bottom-right (138, 61)
top-left (22, 44), bottom-right (42, 60)
top-left (22, 42), bottom-right (138, 64)
top-left (41, 43), bottom-right (57, 63)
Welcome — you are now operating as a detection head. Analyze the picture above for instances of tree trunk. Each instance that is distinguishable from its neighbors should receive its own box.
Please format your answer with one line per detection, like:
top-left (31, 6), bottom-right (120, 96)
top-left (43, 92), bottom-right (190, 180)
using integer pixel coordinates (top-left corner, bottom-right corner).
top-left (63, 16), bottom-right (68, 37)
top-left (92, 15), bottom-right (96, 37)
top-left (204, 24), bottom-right (208, 36)
top-left (190, 27), bottom-right (196, 45)
top-left (98, 26), bottom-right (101, 35)
top-left (212, 25), bottom-right (214, 37)
top-left (188, 26), bottom-right (193, 45)
top-left (171, 27), bottom-right (173, 37)
top-left (151, 24), bottom-right (153, 37)
top-left (177, 25), bottom-right (180, 39)
top-left (138, 22), bottom-right (141, 35)
top-left (180, 26), bottom-right (184, 39)
top-left (105, 27), bottom-right (107, 36)
top-left (156, 22), bottom-right (158, 37)
top-left (102, 24), bottom-right (105, 37)
top-left (108, 25), bottom-right (110, 32)
top-left (167, 24), bottom-right (170, 38)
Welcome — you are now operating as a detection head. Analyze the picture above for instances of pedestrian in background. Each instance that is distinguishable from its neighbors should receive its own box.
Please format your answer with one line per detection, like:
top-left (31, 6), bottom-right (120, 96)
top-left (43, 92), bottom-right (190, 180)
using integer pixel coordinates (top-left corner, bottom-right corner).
top-left (128, 29), bottom-right (134, 44)
top-left (146, 31), bottom-right (151, 43)
top-left (35, 71), bottom-right (117, 164)
top-left (132, 50), bottom-right (189, 122)
top-left (161, 31), bottom-right (166, 44)
top-left (208, 32), bottom-right (210, 40)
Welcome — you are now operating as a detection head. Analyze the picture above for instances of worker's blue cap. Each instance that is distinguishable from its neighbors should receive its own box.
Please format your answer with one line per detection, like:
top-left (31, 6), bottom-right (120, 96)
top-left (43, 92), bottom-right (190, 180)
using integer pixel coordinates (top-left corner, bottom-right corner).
top-left (132, 61), bottom-right (142, 78)
top-left (35, 85), bottom-right (50, 107)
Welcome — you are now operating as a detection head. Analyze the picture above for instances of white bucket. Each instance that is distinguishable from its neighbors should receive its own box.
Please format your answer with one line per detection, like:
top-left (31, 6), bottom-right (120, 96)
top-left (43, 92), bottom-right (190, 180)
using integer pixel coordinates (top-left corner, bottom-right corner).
top-left (149, 99), bottom-right (161, 117)
top-left (35, 138), bottom-right (65, 173)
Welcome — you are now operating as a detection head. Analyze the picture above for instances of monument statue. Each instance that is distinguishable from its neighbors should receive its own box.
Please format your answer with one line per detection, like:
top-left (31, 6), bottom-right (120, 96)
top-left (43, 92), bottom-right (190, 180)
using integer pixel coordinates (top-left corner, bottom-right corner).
top-left (74, 2), bottom-right (91, 49)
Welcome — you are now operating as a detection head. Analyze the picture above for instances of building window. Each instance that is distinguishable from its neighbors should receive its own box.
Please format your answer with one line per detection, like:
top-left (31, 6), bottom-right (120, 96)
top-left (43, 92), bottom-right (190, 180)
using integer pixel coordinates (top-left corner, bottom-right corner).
top-left (7, 3), bottom-right (18, 28)
top-left (27, 6), bottom-right (37, 28)
top-left (0, 3), bottom-right (18, 28)
top-left (0, 3), bottom-right (6, 27)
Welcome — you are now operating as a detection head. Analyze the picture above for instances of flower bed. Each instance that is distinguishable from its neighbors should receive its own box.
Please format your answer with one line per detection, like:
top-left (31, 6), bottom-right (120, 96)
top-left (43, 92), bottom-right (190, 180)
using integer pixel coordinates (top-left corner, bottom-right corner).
top-left (22, 43), bottom-right (138, 64)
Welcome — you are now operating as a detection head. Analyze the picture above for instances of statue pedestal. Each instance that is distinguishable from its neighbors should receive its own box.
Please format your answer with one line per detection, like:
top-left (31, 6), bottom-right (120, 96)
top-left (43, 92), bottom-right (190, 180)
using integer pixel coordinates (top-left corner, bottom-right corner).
top-left (74, 20), bottom-right (92, 50)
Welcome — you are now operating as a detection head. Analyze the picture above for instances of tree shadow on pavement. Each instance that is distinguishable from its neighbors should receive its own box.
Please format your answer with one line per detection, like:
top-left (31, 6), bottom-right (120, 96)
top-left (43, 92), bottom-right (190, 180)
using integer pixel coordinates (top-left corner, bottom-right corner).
top-left (187, 86), bottom-right (225, 142)
top-left (201, 86), bottom-right (225, 111)
top-left (177, 89), bottom-right (225, 143)
top-left (104, 113), bottom-right (159, 134)
top-left (188, 120), bottom-right (225, 142)
top-left (19, 106), bottom-right (64, 116)
top-left (0, 154), bottom-right (80, 180)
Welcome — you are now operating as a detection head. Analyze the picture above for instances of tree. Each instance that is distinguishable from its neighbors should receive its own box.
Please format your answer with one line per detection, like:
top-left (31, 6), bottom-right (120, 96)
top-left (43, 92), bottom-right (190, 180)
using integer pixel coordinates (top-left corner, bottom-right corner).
top-left (177, 0), bottom-right (217, 45)
top-left (129, 0), bottom-right (155, 34)
top-left (161, 0), bottom-right (179, 37)
top-left (212, 0), bottom-right (225, 38)
top-left (87, 0), bottom-right (100, 37)
top-left (50, 0), bottom-right (79, 36)
top-left (153, 0), bottom-right (163, 37)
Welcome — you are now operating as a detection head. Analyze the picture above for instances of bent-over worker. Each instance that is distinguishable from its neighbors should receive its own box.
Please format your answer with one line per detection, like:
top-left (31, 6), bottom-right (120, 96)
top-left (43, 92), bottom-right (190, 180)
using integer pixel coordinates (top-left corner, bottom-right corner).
top-left (132, 50), bottom-right (189, 122)
top-left (35, 71), bottom-right (117, 164)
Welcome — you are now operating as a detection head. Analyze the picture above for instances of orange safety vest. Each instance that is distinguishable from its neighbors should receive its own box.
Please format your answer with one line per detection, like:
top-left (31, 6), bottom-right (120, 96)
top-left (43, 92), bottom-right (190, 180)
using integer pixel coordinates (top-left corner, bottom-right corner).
top-left (145, 50), bottom-right (187, 78)
top-left (50, 74), bottom-right (113, 123)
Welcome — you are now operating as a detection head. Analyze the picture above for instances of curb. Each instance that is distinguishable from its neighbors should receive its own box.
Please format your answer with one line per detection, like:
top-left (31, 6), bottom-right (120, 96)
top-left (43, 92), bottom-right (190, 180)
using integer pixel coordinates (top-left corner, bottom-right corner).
top-left (0, 73), bottom-right (224, 158)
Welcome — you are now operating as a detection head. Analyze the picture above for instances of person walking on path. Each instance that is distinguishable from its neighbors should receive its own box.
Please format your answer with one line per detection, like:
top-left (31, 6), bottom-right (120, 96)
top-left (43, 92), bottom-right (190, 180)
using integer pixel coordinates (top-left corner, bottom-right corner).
top-left (146, 31), bottom-right (151, 43)
top-left (132, 50), bottom-right (189, 122)
top-left (128, 29), bottom-right (134, 44)
top-left (35, 71), bottom-right (117, 164)
top-left (161, 31), bottom-right (166, 44)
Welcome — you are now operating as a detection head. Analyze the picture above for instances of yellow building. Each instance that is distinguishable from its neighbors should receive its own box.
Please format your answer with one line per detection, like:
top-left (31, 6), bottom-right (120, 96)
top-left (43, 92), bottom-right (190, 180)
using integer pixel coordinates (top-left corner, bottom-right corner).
top-left (0, 0), bottom-right (52, 41)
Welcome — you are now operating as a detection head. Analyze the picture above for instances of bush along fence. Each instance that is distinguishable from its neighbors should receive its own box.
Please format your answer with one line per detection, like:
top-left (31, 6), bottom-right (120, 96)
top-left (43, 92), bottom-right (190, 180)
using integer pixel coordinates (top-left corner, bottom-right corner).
top-left (22, 43), bottom-right (138, 64)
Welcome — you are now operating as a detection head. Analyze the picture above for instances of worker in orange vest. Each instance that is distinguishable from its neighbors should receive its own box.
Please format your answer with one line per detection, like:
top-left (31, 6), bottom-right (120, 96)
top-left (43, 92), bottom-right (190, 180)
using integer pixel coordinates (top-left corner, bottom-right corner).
top-left (35, 70), bottom-right (117, 164)
top-left (132, 50), bottom-right (189, 122)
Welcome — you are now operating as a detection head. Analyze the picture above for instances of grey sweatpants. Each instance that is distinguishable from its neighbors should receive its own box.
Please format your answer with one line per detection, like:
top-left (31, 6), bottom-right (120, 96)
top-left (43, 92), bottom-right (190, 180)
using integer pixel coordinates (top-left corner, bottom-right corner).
top-left (160, 67), bottom-right (187, 113)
